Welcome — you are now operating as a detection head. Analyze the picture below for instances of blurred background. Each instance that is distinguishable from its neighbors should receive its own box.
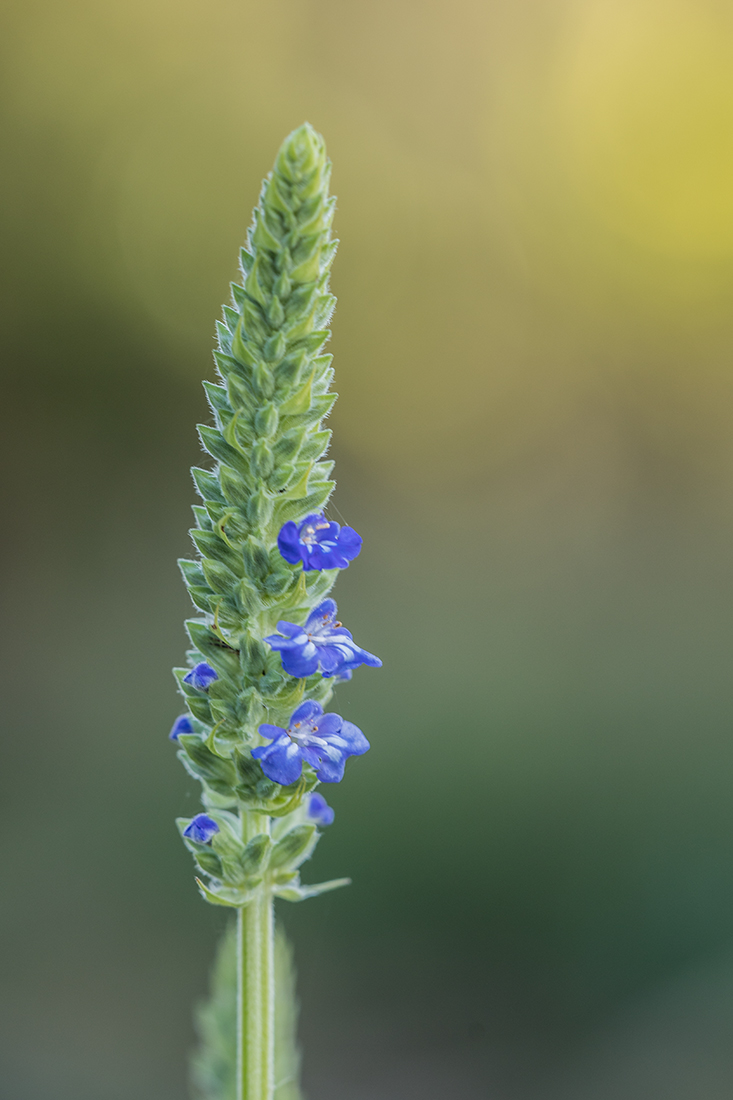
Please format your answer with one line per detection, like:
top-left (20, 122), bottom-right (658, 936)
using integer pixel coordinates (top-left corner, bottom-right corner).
top-left (3, 0), bottom-right (733, 1096)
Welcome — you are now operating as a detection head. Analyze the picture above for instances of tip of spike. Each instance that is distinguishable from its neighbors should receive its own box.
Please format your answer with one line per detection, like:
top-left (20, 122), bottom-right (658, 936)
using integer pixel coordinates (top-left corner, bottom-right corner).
top-left (276, 122), bottom-right (328, 183)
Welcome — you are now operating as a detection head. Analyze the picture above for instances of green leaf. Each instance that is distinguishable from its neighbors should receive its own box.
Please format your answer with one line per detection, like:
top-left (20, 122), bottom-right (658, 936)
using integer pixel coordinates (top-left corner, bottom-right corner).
top-left (186, 621), bottom-right (241, 677)
top-left (279, 370), bottom-right (314, 416)
top-left (192, 504), bottom-right (214, 531)
top-left (195, 849), bottom-right (225, 879)
top-left (188, 586), bottom-right (217, 615)
top-left (177, 735), bottom-right (237, 795)
top-left (240, 833), bottom-right (271, 875)
top-left (273, 484), bottom-right (334, 527)
top-left (217, 464), bottom-right (249, 507)
top-left (191, 922), bottom-right (304, 1100)
top-left (201, 558), bottom-right (241, 597)
top-left (191, 529), bottom-right (244, 575)
top-left (269, 825), bottom-right (316, 871)
top-left (274, 877), bottom-right (351, 902)
top-left (179, 558), bottom-right (208, 587)
top-left (195, 878), bottom-right (248, 908)
top-left (203, 381), bottom-right (232, 417)
top-left (298, 429), bottom-right (330, 462)
top-left (198, 425), bottom-right (249, 475)
top-left (221, 306), bottom-right (240, 334)
top-left (192, 467), bottom-right (226, 503)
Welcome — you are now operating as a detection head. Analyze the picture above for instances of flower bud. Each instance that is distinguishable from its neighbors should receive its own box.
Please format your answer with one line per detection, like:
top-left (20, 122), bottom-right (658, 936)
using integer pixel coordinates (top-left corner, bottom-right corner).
top-left (183, 814), bottom-right (220, 844)
top-left (183, 662), bottom-right (219, 691)
top-left (169, 714), bottom-right (194, 741)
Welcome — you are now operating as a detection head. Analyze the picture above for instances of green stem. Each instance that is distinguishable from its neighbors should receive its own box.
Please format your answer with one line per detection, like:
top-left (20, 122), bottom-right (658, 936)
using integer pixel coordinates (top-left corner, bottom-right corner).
top-left (237, 810), bottom-right (274, 1100)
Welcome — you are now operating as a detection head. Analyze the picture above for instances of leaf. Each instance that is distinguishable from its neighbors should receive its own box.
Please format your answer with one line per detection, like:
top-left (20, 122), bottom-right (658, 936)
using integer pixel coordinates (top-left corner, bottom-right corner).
top-left (191, 922), bottom-right (304, 1100)
top-left (275, 877), bottom-right (351, 902)
top-left (190, 529), bottom-right (244, 575)
top-left (269, 825), bottom-right (317, 871)
top-left (195, 849), bottom-right (225, 879)
top-left (273, 926), bottom-right (304, 1100)
top-left (279, 370), bottom-right (314, 416)
top-left (191, 920), bottom-right (237, 1100)
top-left (240, 833), bottom-right (272, 875)
top-left (195, 878), bottom-right (248, 908)
top-left (197, 424), bottom-right (250, 476)
top-left (179, 558), bottom-right (207, 587)
top-left (177, 735), bottom-right (237, 794)
top-left (186, 620), bottom-right (241, 678)
top-left (192, 467), bottom-right (226, 504)
top-left (203, 381), bottom-right (232, 417)
top-left (273, 484), bottom-right (334, 527)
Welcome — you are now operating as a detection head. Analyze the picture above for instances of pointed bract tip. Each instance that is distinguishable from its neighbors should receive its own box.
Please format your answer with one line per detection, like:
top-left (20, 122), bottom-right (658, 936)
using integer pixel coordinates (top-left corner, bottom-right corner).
top-left (277, 122), bottom-right (327, 182)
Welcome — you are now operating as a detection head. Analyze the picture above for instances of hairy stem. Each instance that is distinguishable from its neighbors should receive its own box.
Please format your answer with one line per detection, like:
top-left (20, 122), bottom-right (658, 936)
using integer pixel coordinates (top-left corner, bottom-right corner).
top-left (237, 811), bottom-right (274, 1100)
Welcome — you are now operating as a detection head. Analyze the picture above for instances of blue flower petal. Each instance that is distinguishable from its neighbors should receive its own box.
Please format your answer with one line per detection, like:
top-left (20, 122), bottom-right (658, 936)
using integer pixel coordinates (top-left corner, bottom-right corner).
top-left (299, 744), bottom-right (327, 770)
top-left (317, 645), bottom-right (347, 675)
top-left (314, 712), bottom-right (344, 737)
top-left (313, 755), bottom-right (347, 783)
top-left (258, 723), bottom-right (287, 742)
top-left (169, 714), bottom-right (193, 741)
top-left (280, 649), bottom-right (320, 678)
top-left (274, 621), bottom-right (307, 639)
top-left (347, 646), bottom-right (382, 669)
top-left (253, 737), bottom-right (303, 785)
top-left (339, 720), bottom-right (370, 756)
top-left (305, 599), bottom-right (337, 631)
top-left (277, 522), bottom-right (302, 564)
top-left (307, 543), bottom-right (341, 571)
top-left (337, 526), bottom-right (362, 560)
top-left (290, 699), bottom-right (323, 725)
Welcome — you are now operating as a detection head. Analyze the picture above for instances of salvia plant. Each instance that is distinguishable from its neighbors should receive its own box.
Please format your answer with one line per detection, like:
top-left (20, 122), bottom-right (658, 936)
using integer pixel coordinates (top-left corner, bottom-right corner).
top-left (170, 123), bottom-right (381, 1100)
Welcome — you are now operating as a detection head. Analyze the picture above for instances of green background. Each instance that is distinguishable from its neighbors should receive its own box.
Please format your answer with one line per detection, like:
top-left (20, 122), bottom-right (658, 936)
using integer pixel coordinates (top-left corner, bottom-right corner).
top-left (3, 0), bottom-right (733, 1096)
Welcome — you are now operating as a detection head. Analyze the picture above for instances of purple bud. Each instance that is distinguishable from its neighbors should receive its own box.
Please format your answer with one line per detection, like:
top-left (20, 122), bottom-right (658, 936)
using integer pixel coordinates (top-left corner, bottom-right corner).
top-left (183, 813), bottom-right (220, 844)
top-left (307, 791), bottom-right (335, 826)
top-left (169, 714), bottom-right (194, 741)
top-left (183, 662), bottom-right (218, 690)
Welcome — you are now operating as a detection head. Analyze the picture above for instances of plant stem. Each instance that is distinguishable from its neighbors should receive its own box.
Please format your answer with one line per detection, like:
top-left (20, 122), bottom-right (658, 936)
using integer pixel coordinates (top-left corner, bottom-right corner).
top-left (237, 810), bottom-right (274, 1100)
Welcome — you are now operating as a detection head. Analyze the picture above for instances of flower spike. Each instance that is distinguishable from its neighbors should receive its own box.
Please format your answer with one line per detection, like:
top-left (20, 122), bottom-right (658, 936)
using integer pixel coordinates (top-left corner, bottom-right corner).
top-left (169, 124), bottom-right (382, 1100)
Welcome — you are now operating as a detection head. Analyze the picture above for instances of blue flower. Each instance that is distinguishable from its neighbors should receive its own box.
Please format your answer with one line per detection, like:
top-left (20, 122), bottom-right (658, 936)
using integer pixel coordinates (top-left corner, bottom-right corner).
top-left (183, 813), bottom-right (220, 843)
top-left (277, 514), bottom-right (362, 571)
top-left (307, 791), bottom-right (335, 826)
top-left (169, 714), bottom-right (194, 741)
top-left (265, 599), bottom-right (382, 679)
top-left (183, 662), bottom-right (218, 690)
top-left (252, 700), bottom-right (369, 785)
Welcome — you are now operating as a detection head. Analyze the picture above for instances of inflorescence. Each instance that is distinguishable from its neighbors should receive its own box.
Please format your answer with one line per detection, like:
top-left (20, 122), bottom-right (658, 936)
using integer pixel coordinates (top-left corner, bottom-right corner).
top-left (170, 123), bottom-right (381, 910)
